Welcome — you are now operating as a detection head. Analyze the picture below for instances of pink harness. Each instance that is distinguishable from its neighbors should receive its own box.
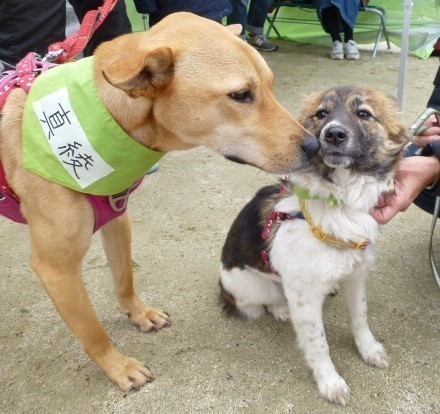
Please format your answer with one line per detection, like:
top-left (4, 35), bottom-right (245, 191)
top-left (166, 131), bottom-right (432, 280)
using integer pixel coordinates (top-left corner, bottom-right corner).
top-left (0, 53), bottom-right (144, 233)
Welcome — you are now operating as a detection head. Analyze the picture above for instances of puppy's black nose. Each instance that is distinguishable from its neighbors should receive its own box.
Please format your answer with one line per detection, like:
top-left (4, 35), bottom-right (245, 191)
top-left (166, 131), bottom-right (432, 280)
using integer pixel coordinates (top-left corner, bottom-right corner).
top-left (325, 126), bottom-right (347, 145)
top-left (301, 135), bottom-right (321, 159)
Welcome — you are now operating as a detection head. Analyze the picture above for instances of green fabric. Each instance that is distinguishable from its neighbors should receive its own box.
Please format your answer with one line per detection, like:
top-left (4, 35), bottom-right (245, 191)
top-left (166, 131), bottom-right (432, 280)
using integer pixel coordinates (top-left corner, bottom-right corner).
top-left (125, 0), bottom-right (439, 58)
top-left (23, 57), bottom-right (164, 196)
top-left (294, 185), bottom-right (338, 206)
top-left (125, 0), bottom-right (145, 32)
top-left (266, 0), bottom-right (440, 59)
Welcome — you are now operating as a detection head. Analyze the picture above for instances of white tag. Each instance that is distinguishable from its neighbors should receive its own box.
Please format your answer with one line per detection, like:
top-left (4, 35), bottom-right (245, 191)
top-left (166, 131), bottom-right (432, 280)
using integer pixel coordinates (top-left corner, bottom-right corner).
top-left (32, 87), bottom-right (114, 189)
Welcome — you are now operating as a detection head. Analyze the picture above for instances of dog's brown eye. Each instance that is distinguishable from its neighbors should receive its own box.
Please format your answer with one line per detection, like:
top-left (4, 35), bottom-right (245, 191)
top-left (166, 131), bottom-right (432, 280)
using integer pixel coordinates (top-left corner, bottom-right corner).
top-left (315, 110), bottom-right (328, 119)
top-left (358, 110), bottom-right (372, 119)
top-left (228, 90), bottom-right (253, 103)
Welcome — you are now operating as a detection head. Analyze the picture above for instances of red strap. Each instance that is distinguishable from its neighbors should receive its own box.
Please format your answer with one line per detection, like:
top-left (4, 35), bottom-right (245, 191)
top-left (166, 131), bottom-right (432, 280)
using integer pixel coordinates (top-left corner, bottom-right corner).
top-left (47, 0), bottom-right (120, 63)
top-left (0, 53), bottom-right (54, 109)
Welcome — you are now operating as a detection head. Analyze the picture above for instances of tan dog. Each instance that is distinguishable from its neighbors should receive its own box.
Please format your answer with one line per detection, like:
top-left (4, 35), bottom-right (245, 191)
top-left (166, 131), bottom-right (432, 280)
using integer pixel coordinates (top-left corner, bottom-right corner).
top-left (0, 13), bottom-right (319, 391)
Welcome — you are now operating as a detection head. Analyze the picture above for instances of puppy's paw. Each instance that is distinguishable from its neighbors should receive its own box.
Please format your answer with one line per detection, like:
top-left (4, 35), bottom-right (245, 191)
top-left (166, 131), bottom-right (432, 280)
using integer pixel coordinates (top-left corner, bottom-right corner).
top-left (317, 374), bottom-right (351, 406)
top-left (127, 305), bottom-right (171, 332)
top-left (359, 342), bottom-right (390, 368)
top-left (237, 304), bottom-right (266, 319)
top-left (266, 303), bottom-right (290, 321)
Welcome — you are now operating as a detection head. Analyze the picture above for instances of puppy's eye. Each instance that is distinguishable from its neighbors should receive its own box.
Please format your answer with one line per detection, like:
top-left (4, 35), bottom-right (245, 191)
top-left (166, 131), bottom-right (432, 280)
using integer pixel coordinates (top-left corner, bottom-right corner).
top-left (357, 110), bottom-right (372, 119)
top-left (315, 110), bottom-right (328, 119)
top-left (228, 90), bottom-right (253, 103)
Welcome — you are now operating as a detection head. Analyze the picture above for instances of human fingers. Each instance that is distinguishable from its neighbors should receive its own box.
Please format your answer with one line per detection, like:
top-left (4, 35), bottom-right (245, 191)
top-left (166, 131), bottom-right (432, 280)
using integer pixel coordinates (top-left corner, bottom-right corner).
top-left (370, 204), bottom-right (398, 224)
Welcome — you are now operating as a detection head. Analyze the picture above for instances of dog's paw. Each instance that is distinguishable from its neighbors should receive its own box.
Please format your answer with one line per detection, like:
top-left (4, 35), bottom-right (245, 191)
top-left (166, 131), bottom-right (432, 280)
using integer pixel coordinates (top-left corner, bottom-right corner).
top-left (98, 348), bottom-right (155, 392)
top-left (127, 305), bottom-right (171, 332)
top-left (238, 304), bottom-right (266, 319)
top-left (266, 303), bottom-right (290, 321)
top-left (108, 357), bottom-right (155, 392)
top-left (317, 374), bottom-right (351, 406)
top-left (359, 342), bottom-right (390, 368)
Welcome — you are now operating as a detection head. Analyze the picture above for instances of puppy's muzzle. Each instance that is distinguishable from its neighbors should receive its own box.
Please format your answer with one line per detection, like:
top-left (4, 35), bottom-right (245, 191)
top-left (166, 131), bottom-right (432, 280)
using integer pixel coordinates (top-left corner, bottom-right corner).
top-left (301, 135), bottom-right (321, 159)
top-left (324, 126), bottom-right (348, 146)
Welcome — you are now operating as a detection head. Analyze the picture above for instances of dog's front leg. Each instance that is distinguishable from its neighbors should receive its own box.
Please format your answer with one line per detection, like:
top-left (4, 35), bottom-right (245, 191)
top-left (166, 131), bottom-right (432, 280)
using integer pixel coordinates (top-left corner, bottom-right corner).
top-left (30, 219), bottom-right (154, 391)
top-left (100, 213), bottom-right (171, 332)
top-left (284, 287), bottom-right (351, 406)
top-left (341, 271), bottom-right (389, 368)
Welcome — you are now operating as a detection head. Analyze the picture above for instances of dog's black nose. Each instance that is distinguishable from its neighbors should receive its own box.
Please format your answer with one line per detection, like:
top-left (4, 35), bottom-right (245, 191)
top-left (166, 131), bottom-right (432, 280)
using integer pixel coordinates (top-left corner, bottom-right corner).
top-left (325, 126), bottom-right (347, 145)
top-left (301, 135), bottom-right (321, 159)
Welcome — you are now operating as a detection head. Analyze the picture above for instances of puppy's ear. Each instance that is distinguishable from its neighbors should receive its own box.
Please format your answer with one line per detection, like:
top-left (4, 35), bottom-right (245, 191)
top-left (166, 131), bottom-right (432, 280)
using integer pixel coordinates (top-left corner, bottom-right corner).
top-left (102, 47), bottom-right (174, 98)
top-left (226, 24), bottom-right (242, 36)
top-left (380, 94), bottom-right (410, 146)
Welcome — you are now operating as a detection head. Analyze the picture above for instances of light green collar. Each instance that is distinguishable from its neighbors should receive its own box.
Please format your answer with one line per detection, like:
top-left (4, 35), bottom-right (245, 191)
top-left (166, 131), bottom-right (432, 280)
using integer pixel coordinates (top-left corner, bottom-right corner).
top-left (23, 57), bottom-right (164, 196)
top-left (294, 185), bottom-right (338, 206)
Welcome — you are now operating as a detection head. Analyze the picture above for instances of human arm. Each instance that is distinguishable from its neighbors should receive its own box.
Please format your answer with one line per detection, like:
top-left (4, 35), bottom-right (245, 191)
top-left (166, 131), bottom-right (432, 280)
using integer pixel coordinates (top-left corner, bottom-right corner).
top-left (370, 155), bottom-right (440, 224)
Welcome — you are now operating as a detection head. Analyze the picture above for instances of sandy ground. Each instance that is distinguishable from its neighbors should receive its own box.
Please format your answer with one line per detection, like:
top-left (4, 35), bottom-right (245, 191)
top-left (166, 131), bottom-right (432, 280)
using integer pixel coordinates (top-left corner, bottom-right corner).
top-left (1, 35), bottom-right (440, 413)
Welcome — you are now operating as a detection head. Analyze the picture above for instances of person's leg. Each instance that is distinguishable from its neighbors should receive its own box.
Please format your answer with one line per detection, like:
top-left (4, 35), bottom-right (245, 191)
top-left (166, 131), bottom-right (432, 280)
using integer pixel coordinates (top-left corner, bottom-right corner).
top-left (321, 6), bottom-right (342, 42)
top-left (246, 0), bottom-right (278, 52)
top-left (69, 0), bottom-right (132, 57)
top-left (321, 6), bottom-right (344, 60)
top-left (0, 0), bottom-right (65, 66)
top-left (325, 0), bottom-right (361, 60)
top-left (342, 21), bottom-right (354, 43)
top-left (227, 0), bottom-right (249, 38)
top-left (341, 15), bottom-right (360, 60)
top-left (246, 0), bottom-right (272, 35)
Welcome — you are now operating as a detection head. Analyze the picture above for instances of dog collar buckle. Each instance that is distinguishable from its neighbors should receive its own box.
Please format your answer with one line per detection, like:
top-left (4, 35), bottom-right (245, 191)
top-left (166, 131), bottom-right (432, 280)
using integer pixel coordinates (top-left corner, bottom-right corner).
top-left (109, 190), bottom-right (130, 212)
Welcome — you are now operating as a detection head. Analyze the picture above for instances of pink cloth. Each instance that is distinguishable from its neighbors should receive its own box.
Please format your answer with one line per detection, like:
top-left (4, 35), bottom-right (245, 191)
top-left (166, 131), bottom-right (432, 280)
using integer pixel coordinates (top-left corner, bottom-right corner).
top-left (0, 162), bottom-right (144, 233)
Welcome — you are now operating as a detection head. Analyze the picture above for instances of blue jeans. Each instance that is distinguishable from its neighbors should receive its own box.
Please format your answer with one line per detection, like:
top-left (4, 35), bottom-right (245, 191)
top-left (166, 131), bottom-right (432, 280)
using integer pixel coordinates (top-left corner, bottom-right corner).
top-left (227, 0), bottom-right (273, 36)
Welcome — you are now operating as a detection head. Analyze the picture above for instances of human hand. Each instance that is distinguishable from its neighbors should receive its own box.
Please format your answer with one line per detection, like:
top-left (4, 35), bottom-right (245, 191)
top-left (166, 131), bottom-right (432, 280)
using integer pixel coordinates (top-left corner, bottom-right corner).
top-left (370, 156), bottom-right (440, 224)
top-left (411, 114), bottom-right (440, 147)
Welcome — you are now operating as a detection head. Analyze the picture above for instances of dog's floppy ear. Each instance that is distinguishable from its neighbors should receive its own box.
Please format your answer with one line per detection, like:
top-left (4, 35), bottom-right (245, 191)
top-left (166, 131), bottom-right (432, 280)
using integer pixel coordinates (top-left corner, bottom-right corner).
top-left (102, 47), bottom-right (174, 98)
top-left (226, 24), bottom-right (242, 36)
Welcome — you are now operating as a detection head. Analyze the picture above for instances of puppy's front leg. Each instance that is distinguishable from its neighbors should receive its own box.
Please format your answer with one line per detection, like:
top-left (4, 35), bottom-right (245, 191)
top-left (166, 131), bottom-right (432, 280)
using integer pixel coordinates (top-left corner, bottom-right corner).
top-left (284, 286), bottom-right (351, 406)
top-left (341, 271), bottom-right (389, 368)
top-left (100, 213), bottom-right (171, 332)
top-left (29, 218), bottom-right (154, 391)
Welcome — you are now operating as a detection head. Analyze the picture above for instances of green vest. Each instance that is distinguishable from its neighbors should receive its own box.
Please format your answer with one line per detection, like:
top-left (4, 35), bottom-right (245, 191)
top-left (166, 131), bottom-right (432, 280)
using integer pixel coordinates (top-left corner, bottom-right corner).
top-left (23, 57), bottom-right (164, 195)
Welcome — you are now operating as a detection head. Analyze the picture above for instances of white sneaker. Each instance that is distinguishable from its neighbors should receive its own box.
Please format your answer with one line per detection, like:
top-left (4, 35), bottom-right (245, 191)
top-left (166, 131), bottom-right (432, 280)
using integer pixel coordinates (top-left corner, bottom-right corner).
top-left (344, 40), bottom-right (360, 60)
top-left (330, 41), bottom-right (343, 60)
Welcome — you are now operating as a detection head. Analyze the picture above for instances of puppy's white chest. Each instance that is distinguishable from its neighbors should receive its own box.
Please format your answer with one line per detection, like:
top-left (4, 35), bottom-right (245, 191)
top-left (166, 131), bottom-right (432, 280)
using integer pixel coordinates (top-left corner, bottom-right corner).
top-left (270, 218), bottom-right (375, 284)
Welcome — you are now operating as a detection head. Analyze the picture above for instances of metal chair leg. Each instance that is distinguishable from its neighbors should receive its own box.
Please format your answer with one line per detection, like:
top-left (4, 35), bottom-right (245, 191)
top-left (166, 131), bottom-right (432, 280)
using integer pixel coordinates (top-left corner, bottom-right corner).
top-left (364, 6), bottom-right (391, 58)
top-left (266, 7), bottom-right (282, 38)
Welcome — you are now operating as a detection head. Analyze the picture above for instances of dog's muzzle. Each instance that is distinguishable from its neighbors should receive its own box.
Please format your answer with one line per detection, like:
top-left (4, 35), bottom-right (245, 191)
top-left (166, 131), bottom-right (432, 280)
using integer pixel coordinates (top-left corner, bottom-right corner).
top-left (324, 125), bottom-right (348, 146)
top-left (320, 124), bottom-right (353, 168)
top-left (301, 135), bottom-right (321, 159)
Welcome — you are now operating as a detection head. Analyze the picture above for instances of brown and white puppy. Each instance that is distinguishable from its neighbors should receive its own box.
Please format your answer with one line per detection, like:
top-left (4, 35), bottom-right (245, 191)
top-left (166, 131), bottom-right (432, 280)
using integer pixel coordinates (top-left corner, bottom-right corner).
top-left (0, 13), bottom-right (320, 391)
top-left (220, 86), bottom-right (408, 405)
